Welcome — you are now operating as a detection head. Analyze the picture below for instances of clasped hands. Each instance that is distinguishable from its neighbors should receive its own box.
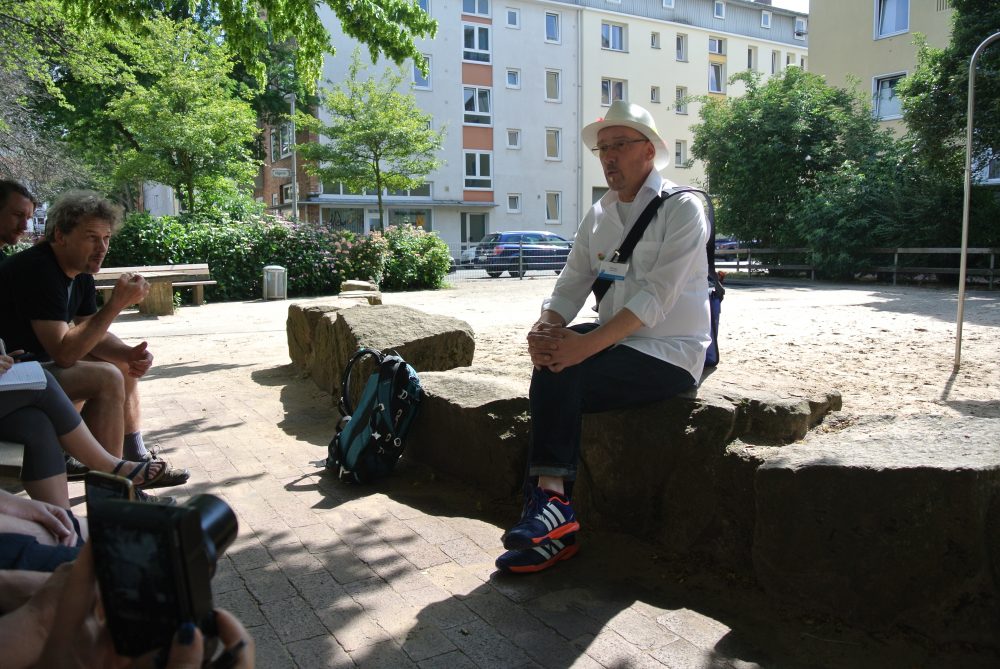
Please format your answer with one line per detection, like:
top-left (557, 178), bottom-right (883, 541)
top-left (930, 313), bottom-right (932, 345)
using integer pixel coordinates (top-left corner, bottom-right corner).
top-left (526, 320), bottom-right (590, 373)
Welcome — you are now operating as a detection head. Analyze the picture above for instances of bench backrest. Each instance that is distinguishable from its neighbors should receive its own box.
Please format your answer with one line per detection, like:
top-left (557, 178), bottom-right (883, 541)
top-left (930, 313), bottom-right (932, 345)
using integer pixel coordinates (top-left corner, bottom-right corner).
top-left (93, 264), bottom-right (211, 286)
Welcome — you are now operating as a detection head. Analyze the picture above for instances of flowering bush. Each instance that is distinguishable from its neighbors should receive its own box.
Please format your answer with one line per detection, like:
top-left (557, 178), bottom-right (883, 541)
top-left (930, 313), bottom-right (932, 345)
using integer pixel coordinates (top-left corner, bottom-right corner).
top-left (349, 230), bottom-right (390, 285)
top-left (381, 224), bottom-right (452, 290)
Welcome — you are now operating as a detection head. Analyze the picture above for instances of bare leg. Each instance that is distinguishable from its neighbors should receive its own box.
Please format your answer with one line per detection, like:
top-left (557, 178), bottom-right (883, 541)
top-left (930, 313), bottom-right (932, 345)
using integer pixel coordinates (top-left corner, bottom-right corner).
top-left (57, 421), bottom-right (164, 484)
top-left (121, 370), bottom-right (141, 435)
top-left (21, 476), bottom-right (69, 509)
top-left (46, 361), bottom-right (125, 458)
top-left (537, 475), bottom-right (565, 496)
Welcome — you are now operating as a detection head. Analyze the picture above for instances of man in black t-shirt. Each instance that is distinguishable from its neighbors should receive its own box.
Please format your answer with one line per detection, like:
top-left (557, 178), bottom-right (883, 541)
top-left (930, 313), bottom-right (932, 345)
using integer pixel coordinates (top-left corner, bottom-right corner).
top-left (0, 190), bottom-right (188, 487)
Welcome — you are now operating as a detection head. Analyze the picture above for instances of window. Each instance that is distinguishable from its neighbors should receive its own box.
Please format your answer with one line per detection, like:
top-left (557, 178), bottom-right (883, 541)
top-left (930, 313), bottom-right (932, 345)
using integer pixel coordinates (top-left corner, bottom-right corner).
top-left (795, 17), bottom-right (807, 39)
top-left (413, 56), bottom-right (431, 89)
top-left (545, 12), bottom-right (560, 43)
top-left (714, 1), bottom-right (725, 19)
top-left (874, 74), bottom-right (904, 119)
top-left (545, 192), bottom-right (561, 223)
top-left (506, 68), bottom-right (520, 89)
top-left (748, 46), bottom-right (758, 71)
top-left (463, 86), bottom-right (492, 125)
top-left (662, 0), bottom-right (674, 7)
top-left (279, 122), bottom-right (293, 158)
top-left (675, 140), bottom-right (688, 167)
top-left (786, 53), bottom-right (795, 67)
top-left (709, 63), bottom-right (725, 93)
top-left (269, 129), bottom-right (279, 163)
top-left (464, 151), bottom-right (492, 189)
top-left (876, 0), bottom-right (908, 38)
top-left (601, 22), bottom-right (626, 51)
top-left (650, 86), bottom-right (661, 103)
top-left (507, 193), bottom-right (521, 212)
top-left (545, 69), bottom-right (561, 102)
top-left (988, 156), bottom-right (1000, 182)
top-left (676, 33), bottom-right (688, 61)
top-left (545, 128), bottom-right (561, 160)
top-left (651, 31), bottom-right (661, 49)
top-left (675, 86), bottom-right (688, 114)
top-left (462, 0), bottom-right (489, 17)
top-left (461, 212), bottom-right (487, 247)
top-left (506, 129), bottom-right (521, 148)
top-left (800, 55), bottom-right (807, 69)
top-left (709, 37), bottom-right (725, 55)
top-left (506, 7), bottom-right (519, 28)
top-left (281, 183), bottom-right (294, 203)
top-left (592, 187), bottom-right (609, 204)
top-left (761, 10), bottom-right (771, 28)
top-left (771, 50), bottom-right (780, 74)
top-left (463, 25), bottom-right (490, 63)
top-left (419, 0), bottom-right (429, 13)
top-left (601, 78), bottom-right (626, 106)
top-left (271, 193), bottom-right (278, 206)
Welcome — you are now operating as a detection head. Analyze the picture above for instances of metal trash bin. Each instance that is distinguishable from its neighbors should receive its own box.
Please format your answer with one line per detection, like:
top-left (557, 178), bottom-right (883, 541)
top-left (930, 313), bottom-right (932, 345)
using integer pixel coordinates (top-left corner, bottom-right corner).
top-left (262, 265), bottom-right (287, 300)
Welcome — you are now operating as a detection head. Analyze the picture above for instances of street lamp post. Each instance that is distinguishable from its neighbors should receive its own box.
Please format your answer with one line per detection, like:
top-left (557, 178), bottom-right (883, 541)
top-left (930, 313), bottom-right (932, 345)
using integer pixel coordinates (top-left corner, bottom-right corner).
top-left (284, 92), bottom-right (299, 222)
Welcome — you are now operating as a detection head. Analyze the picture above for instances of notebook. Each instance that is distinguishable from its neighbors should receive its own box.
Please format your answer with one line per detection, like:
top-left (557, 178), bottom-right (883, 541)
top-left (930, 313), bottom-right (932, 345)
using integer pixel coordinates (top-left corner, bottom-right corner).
top-left (0, 361), bottom-right (47, 391)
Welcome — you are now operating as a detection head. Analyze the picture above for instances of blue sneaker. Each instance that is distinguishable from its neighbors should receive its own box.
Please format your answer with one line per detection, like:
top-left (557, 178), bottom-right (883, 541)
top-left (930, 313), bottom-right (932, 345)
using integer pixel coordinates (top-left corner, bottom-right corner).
top-left (496, 534), bottom-right (579, 574)
top-left (501, 486), bottom-right (580, 551)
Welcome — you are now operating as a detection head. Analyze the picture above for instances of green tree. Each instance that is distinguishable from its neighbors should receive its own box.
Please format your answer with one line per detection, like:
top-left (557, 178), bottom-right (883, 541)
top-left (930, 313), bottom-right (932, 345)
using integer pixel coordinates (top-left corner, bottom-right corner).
top-left (691, 68), bottom-right (894, 249)
top-left (296, 50), bottom-right (445, 229)
top-left (59, 0), bottom-right (437, 92)
top-left (102, 16), bottom-right (259, 213)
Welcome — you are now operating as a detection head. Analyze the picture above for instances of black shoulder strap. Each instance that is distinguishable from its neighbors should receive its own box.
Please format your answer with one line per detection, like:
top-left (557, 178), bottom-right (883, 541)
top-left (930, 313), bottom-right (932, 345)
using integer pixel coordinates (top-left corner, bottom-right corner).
top-left (339, 347), bottom-right (383, 416)
top-left (591, 187), bottom-right (720, 308)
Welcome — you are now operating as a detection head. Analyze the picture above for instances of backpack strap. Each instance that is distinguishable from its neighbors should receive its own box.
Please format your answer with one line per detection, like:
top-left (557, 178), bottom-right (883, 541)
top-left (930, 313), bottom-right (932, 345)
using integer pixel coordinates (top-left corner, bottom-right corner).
top-left (339, 348), bottom-right (383, 417)
top-left (591, 192), bottom-right (665, 307)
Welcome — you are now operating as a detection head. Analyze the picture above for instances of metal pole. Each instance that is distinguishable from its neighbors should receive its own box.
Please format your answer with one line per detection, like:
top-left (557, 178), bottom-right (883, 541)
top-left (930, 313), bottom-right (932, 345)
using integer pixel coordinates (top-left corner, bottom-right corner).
top-left (288, 92), bottom-right (299, 223)
top-left (955, 32), bottom-right (1000, 372)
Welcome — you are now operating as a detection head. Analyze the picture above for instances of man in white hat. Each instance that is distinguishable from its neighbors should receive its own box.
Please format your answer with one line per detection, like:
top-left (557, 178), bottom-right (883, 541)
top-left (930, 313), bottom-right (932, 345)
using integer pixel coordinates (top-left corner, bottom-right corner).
top-left (496, 101), bottom-right (712, 573)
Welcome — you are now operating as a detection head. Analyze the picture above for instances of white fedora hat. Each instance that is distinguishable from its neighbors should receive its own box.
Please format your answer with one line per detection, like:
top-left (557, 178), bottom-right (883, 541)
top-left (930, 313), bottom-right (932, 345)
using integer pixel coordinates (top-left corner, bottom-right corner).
top-left (581, 101), bottom-right (670, 171)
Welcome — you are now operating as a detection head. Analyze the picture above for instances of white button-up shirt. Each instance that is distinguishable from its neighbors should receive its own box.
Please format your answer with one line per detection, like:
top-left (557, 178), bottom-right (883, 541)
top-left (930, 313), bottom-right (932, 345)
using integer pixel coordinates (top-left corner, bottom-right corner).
top-left (542, 169), bottom-right (711, 381)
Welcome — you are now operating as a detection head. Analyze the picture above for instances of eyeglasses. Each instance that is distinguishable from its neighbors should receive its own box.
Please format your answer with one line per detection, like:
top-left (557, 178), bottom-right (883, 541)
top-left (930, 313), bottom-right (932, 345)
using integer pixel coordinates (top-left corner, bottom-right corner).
top-left (590, 138), bottom-right (649, 156)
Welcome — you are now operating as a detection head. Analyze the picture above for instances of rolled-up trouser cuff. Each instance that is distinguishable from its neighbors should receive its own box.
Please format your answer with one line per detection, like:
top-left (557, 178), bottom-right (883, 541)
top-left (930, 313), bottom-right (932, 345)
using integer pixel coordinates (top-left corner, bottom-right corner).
top-left (528, 463), bottom-right (577, 480)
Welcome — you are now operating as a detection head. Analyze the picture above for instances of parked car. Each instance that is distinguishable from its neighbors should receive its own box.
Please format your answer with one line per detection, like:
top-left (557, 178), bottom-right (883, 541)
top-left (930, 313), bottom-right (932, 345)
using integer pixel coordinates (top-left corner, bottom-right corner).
top-left (460, 246), bottom-right (477, 266)
top-left (473, 231), bottom-right (573, 278)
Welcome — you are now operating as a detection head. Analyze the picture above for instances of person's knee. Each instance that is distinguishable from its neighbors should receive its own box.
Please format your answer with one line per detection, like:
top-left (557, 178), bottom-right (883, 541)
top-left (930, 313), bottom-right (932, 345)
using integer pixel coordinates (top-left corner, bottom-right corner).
top-left (52, 362), bottom-right (126, 404)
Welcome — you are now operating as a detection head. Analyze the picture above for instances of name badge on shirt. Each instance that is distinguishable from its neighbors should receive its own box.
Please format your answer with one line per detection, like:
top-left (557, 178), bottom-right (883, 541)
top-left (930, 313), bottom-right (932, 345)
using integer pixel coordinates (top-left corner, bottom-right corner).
top-left (597, 260), bottom-right (629, 281)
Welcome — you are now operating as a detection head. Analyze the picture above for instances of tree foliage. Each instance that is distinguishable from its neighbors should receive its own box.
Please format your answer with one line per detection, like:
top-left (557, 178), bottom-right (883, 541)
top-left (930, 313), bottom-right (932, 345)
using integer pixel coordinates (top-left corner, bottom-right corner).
top-left (692, 68), bottom-right (893, 250)
top-left (59, 0), bottom-right (437, 91)
top-left (296, 50), bottom-right (445, 229)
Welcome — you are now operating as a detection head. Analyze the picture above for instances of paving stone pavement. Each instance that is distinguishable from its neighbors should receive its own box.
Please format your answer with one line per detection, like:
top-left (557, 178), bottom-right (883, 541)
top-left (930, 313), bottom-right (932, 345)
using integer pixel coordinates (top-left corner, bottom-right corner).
top-left (54, 289), bottom-right (979, 669)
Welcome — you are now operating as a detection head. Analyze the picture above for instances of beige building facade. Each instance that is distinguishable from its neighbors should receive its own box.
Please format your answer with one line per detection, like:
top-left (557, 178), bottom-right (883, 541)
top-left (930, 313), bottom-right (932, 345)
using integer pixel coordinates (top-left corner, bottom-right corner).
top-left (810, 0), bottom-right (954, 133)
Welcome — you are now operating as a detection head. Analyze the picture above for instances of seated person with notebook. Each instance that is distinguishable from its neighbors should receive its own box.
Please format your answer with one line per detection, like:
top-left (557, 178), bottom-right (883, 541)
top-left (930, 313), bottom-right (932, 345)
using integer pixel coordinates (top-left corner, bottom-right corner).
top-left (0, 184), bottom-right (189, 488)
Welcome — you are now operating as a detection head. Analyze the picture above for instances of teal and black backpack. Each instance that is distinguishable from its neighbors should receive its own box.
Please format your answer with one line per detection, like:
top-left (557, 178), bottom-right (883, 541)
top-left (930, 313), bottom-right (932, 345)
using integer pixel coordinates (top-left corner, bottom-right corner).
top-left (326, 348), bottom-right (423, 484)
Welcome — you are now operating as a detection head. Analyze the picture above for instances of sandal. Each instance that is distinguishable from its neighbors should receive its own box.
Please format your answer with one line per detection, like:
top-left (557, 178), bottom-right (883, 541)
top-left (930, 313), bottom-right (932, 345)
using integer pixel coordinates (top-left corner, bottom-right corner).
top-left (112, 458), bottom-right (168, 489)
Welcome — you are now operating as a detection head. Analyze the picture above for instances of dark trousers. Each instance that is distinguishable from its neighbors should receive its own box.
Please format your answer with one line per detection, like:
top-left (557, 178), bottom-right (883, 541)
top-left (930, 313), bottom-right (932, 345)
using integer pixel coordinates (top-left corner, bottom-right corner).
top-left (527, 323), bottom-right (696, 483)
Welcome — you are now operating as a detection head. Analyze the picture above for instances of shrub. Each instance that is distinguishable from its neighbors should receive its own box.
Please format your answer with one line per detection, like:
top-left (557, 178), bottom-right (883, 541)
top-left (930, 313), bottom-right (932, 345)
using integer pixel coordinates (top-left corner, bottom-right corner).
top-left (381, 225), bottom-right (453, 290)
top-left (350, 231), bottom-right (390, 285)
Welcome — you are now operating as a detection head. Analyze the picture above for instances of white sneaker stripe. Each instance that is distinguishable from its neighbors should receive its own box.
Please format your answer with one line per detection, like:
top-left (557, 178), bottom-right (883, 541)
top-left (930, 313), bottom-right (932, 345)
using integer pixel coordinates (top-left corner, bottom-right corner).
top-left (548, 503), bottom-right (566, 525)
top-left (540, 508), bottom-right (558, 529)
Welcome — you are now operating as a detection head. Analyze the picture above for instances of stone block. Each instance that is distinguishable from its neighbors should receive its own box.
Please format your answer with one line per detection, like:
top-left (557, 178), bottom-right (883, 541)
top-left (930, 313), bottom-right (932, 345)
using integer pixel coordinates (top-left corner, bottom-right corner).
top-left (750, 415), bottom-right (1000, 642)
top-left (287, 300), bottom-right (355, 371)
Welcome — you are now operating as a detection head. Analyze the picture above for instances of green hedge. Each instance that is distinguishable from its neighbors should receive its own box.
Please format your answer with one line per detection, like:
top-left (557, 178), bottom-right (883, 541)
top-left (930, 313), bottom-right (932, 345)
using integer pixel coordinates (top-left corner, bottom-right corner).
top-left (102, 213), bottom-right (451, 301)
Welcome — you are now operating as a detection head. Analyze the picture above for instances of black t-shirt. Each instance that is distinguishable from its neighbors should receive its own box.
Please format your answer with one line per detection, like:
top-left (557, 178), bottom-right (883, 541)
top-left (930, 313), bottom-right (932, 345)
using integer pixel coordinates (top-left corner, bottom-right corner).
top-left (0, 242), bottom-right (97, 362)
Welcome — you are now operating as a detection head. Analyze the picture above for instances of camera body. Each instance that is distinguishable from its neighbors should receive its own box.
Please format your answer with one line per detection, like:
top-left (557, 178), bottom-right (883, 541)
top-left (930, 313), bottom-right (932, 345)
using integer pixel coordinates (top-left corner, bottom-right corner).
top-left (88, 494), bottom-right (237, 657)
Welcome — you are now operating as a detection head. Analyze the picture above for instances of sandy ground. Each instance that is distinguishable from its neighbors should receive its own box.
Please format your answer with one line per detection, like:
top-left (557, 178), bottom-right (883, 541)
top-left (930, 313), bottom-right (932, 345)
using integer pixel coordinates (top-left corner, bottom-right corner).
top-left (379, 274), bottom-right (1000, 423)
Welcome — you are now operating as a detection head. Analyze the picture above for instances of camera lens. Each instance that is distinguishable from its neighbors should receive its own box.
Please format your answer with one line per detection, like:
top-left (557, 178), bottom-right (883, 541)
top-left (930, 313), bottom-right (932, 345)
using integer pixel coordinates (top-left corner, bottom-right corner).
top-left (188, 494), bottom-right (238, 574)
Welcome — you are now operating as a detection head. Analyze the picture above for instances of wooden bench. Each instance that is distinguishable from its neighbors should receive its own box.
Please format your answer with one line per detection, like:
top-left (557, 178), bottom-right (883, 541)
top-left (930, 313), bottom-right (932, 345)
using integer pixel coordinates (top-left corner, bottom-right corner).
top-left (0, 440), bottom-right (22, 479)
top-left (863, 247), bottom-right (998, 288)
top-left (716, 247), bottom-right (816, 279)
top-left (94, 264), bottom-right (216, 316)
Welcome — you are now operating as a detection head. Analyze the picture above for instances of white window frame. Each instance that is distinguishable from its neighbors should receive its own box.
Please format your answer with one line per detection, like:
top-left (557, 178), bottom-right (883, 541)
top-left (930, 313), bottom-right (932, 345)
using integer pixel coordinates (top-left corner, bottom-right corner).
top-left (675, 86), bottom-right (688, 114)
top-left (545, 11), bottom-right (561, 43)
top-left (279, 122), bottom-right (293, 158)
top-left (761, 10), bottom-right (771, 28)
top-left (675, 140), bottom-right (688, 168)
top-left (709, 63), bottom-right (725, 93)
top-left (507, 193), bottom-right (522, 213)
top-left (506, 128), bottom-right (521, 149)
top-left (505, 7), bottom-right (520, 28)
top-left (545, 192), bottom-right (561, 224)
top-left (795, 17), bottom-right (807, 39)
top-left (662, 0), bottom-right (674, 7)
top-left (709, 37), bottom-right (725, 55)
top-left (506, 68), bottom-right (521, 89)
top-left (714, 1), bottom-right (725, 19)
top-left (771, 50), bottom-right (780, 74)
top-left (800, 55), bottom-right (807, 69)
top-left (601, 78), bottom-right (627, 106)
top-left (650, 85), bottom-right (661, 103)
top-left (786, 52), bottom-right (795, 67)
top-left (464, 151), bottom-right (493, 190)
top-left (873, 72), bottom-right (905, 120)
top-left (413, 55), bottom-right (431, 90)
top-left (651, 31), bottom-right (661, 49)
top-left (545, 69), bottom-right (562, 102)
top-left (676, 33), bottom-right (688, 61)
top-left (462, 0), bottom-right (489, 18)
top-left (545, 128), bottom-right (561, 161)
top-left (601, 21), bottom-right (626, 52)
top-left (875, 0), bottom-right (909, 39)
top-left (463, 86), bottom-right (493, 125)
top-left (463, 24), bottom-right (491, 63)
top-left (419, 0), bottom-right (430, 14)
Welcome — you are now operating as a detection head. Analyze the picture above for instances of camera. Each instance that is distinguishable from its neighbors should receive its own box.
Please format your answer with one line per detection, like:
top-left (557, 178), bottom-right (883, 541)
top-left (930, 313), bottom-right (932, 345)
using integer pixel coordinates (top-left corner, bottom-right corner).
top-left (87, 493), bottom-right (238, 657)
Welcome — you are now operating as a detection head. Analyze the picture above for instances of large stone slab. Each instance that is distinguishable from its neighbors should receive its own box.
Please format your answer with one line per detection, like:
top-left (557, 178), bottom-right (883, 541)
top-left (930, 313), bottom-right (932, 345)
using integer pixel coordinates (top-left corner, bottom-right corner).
top-left (287, 298), bottom-right (366, 371)
top-left (749, 414), bottom-right (1000, 644)
top-left (306, 304), bottom-right (475, 397)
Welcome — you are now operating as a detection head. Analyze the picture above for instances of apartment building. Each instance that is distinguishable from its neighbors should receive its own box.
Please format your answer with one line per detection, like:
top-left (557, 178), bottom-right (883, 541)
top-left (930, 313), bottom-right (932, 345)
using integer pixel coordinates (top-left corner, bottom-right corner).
top-left (254, 0), bottom-right (807, 254)
top-left (809, 0), bottom-right (954, 134)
